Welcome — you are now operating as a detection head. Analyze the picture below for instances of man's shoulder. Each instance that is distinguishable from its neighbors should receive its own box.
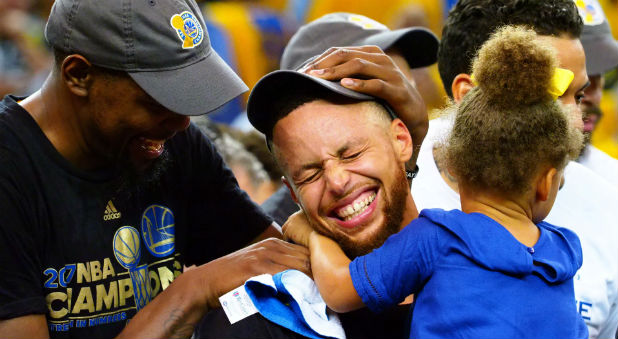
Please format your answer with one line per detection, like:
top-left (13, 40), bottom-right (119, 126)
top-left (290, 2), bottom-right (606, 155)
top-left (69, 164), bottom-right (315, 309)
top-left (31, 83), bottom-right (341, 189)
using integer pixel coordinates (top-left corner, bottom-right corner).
top-left (578, 146), bottom-right (618, 187)
top-left (563, 161), bottom-right (618, 203)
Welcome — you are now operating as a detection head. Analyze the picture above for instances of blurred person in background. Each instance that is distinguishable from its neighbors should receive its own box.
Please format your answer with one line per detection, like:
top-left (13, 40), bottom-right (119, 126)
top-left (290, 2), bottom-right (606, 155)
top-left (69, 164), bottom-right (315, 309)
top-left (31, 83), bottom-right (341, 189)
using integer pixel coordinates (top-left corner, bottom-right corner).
top-left (575, 0), bottom-right (618, 188)
top-left (261, 12), bottom-right (439, 226)
top-left (194, 118), bottom-right (278, 203)
top-left (412, 0), bottom-right (618, 338)
top-left (390, 3), bottom-right (447, 112)
top-left (0, 0), bottom-right (51, 97)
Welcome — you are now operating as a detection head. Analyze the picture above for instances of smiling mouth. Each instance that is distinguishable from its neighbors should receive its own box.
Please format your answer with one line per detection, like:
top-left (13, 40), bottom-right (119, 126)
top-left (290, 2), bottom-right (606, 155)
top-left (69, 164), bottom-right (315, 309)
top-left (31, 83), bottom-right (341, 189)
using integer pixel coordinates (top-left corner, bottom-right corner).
top-left (141, 138), bottom-right (164, 152)
top-left (334, 191), bottom-right (377, 221)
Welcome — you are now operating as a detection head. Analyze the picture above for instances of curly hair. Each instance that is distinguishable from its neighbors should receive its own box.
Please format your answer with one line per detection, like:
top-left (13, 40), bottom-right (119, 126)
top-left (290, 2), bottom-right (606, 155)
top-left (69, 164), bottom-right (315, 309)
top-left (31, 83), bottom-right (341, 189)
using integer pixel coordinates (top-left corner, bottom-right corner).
top-left (438, 0), bottom-right (582, 98)
top-left (444, 26), bottom-right (583, 197)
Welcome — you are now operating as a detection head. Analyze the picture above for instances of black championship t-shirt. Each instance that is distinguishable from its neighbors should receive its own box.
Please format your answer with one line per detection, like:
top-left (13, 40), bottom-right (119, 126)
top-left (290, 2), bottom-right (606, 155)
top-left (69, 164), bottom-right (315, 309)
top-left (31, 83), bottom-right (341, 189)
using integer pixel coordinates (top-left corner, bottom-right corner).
top-left (0, 96), bottom-right (272, 338)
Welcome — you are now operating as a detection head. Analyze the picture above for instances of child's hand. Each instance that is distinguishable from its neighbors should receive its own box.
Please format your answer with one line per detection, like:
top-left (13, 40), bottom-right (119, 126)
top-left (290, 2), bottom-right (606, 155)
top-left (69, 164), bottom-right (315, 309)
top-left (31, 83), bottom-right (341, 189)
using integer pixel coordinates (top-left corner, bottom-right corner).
top-left (282, 211), bottom-right (315, 247)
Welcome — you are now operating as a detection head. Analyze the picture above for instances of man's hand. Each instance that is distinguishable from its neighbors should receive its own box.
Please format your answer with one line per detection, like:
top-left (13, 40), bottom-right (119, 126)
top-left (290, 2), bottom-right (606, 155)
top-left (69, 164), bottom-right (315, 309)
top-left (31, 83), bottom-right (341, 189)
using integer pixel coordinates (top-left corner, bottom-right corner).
top-left (299, 45), bottom-right (428, 167)
top-left (117, 238), bottom-right (310, 338)
top-left (200, 238), bottom-right (311, 308)
top-left (282, 210), bottom-right (315, 248)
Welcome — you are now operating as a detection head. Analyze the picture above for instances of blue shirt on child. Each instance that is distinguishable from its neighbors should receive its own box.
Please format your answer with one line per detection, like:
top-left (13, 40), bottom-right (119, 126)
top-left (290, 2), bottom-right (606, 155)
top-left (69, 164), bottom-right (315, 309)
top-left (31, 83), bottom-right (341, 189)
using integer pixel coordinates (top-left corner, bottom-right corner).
top-left (350, 208), bottom-right (588, 339)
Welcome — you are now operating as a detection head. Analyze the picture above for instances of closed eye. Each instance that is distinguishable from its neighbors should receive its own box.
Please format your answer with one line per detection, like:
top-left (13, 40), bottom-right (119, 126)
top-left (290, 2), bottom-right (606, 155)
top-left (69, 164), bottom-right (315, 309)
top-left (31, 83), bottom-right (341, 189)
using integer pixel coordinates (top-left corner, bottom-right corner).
top-left (296, 170), bottom-right (321, 186)
top-left (342, 151), bottom-right (361, 161)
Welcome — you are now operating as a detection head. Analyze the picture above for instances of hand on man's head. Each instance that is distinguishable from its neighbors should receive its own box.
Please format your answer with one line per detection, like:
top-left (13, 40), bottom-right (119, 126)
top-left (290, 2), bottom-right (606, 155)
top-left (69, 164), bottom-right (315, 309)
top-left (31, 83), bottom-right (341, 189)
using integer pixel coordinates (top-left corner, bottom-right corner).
top-left (299, 45), bottom-right (427, 167)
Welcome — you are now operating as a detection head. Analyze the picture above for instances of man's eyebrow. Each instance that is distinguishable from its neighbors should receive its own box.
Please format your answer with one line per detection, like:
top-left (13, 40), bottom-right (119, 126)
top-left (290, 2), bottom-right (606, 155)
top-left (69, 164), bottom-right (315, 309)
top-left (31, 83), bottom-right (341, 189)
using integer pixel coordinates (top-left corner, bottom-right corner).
top-left (578, 81), bottom-right (591, 93)
top-left (335, 145), bottom-right (350, 158)
top-left (292, 161), bottom-right (323, 180)
top-left (291, 144), bottom-right (353, 179)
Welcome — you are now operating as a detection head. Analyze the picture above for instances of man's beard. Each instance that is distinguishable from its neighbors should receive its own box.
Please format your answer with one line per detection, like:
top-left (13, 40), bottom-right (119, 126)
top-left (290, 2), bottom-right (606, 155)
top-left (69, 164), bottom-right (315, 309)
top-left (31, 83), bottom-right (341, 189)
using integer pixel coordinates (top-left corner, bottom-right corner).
top-left (578, 105), bottom-right (602, 159)
top-left (325, 168), bottom-right (409, 259)
top-left (107, 149), bottom-right (171, 197)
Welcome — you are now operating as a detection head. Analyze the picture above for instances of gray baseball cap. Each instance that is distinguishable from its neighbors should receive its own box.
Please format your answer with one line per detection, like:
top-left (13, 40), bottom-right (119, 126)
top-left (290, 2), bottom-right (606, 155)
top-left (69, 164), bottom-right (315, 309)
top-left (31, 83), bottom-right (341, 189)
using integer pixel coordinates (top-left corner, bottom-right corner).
top-left (280, 12), bottom-right (439, 71)
top-left (576, 0), bottom-right (618, 75)
top-left (45, 0), bottom-right (248, 116)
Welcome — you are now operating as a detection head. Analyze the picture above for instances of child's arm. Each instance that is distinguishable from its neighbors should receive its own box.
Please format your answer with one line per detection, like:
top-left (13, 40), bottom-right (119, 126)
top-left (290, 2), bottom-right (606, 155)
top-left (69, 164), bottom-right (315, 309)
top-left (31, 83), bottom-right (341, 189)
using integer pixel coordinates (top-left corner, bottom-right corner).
top-left (283, 212), bottom-right (364, 313)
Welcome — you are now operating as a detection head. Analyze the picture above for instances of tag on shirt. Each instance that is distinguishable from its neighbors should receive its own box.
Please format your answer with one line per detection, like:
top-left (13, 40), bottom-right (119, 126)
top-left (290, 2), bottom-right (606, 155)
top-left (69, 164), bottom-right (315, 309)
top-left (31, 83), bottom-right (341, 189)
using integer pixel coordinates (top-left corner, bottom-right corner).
top-left (219, 285), bottom-right (258, 324)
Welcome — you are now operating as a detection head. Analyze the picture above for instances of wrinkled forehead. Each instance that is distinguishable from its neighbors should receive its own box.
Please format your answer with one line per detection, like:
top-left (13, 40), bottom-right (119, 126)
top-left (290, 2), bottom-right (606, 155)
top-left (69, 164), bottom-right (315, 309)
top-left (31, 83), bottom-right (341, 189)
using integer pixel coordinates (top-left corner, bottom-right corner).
top-left (271, 100), bottom-right (389, 171)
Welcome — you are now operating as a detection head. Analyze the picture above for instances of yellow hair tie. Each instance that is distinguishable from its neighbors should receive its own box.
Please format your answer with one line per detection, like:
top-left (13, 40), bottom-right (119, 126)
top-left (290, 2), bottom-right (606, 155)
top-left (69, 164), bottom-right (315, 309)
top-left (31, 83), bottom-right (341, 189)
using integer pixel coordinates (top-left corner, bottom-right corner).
top-left (470, 67), bottom-right (574, 100)
top-left (549, 67), bottom-right (574, 99)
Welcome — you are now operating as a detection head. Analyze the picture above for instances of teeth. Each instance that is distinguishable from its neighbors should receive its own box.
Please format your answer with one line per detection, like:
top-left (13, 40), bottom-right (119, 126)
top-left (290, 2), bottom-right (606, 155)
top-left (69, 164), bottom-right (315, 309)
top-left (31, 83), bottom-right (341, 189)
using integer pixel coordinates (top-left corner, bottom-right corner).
top-left (142, 140), bottom-right (163, 152)
top-left (336, 192), bottom-right (376, 220)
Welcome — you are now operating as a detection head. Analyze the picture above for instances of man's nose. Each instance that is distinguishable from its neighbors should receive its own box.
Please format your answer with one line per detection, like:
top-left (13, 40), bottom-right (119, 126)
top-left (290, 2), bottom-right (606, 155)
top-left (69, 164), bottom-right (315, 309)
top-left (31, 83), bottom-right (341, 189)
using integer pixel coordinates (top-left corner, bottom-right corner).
top-left (324, 164), bottom-right (350, 196)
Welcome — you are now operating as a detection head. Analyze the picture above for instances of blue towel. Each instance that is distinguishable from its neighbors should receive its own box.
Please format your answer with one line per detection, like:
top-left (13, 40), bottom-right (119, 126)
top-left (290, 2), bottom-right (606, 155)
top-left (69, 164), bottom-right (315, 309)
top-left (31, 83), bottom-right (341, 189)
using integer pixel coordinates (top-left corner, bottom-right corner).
top-left (244, 270), bottom-right (346, 339)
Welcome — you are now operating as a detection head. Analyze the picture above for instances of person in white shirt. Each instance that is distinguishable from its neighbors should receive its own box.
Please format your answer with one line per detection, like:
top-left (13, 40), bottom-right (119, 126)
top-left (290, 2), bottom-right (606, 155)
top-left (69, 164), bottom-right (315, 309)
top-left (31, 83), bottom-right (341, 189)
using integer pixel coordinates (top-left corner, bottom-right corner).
top-left (416, 1), bottom-right (618, 338)
top-left (575, 0), bottom-right (618, 188)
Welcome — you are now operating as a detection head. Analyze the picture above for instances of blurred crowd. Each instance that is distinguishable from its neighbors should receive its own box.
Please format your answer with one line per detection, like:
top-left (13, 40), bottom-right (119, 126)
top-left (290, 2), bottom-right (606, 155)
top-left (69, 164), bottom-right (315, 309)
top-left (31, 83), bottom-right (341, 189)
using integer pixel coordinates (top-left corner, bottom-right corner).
top-left (3, 0), bottom-right (617, 203)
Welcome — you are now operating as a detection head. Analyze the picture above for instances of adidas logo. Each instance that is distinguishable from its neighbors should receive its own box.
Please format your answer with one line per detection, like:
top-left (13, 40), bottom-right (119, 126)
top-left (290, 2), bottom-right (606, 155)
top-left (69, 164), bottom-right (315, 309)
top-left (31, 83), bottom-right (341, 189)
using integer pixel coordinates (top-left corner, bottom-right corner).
top-left (103, 200), bottom-right (122, 221)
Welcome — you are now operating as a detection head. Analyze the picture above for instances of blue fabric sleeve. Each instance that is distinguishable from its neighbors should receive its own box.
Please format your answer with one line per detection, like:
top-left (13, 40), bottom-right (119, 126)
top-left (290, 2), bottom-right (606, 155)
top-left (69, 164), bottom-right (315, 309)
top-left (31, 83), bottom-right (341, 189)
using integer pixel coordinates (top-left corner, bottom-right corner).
top-left (349, 215), bottom-right (441, 313)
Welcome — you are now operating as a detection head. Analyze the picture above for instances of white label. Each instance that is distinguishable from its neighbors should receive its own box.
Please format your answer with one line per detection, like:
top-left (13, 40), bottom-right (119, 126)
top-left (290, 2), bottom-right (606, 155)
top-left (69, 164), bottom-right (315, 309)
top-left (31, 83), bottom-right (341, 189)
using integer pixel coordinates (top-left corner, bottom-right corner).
top-left (219, 285), bottom-right (259, 324)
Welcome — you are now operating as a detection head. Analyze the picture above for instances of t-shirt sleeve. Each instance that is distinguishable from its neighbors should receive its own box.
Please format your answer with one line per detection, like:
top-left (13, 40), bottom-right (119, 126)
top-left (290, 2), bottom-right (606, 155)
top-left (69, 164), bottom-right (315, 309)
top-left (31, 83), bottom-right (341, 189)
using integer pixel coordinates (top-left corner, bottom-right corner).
top-left (176, 125), bottom-right (273, 265)
top-left (349, 216), bottom-right (441, 313)
top-left (0, 157), bottom-right (46, 319)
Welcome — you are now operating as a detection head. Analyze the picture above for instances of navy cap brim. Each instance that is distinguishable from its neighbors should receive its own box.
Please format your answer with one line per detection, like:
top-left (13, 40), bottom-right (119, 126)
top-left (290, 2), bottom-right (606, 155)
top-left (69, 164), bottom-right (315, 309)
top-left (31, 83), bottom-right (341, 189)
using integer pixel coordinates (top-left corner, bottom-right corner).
top-left (129, 50), bottom-right (248, 116)
top-left (247, 70), bottom-right (373, 136)
top-left (362, 27), bottom-right (439, 69)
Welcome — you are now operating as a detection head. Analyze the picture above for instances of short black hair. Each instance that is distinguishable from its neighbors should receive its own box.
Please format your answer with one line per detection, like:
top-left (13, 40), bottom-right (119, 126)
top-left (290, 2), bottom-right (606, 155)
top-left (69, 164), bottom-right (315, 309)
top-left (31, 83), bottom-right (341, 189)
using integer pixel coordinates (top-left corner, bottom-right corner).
top-left (438, 0), bottom-right (583, 98)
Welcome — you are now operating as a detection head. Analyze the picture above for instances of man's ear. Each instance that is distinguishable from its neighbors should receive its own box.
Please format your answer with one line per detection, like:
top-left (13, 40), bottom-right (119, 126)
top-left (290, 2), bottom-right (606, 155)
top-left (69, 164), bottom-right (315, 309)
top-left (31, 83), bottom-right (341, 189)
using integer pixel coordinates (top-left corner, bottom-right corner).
top-left (390, 119), bottom-right (413, 163)
top-left (282, 176), bottom-right (299, 204)
top-left (62, 54), bottom-right (93, 97)
top-left (536, 167), bottom-right (558, 202)
top-left (452, 73), bottom-right (475, 103)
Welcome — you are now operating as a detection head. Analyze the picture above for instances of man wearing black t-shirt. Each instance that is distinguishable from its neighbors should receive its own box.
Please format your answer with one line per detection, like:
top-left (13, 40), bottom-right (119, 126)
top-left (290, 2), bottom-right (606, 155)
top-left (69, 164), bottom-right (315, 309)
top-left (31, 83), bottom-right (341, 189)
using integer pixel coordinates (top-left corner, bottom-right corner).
top-left (0, 1), bottom-right (312, 338)
top-left (0, 2), bottom-right (428, 338)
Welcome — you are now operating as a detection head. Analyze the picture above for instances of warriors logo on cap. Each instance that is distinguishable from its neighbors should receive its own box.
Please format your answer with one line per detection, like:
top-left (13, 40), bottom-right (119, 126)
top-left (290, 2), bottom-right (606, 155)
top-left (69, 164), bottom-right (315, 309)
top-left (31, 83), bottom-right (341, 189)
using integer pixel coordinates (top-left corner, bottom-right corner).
top-left (347, 14), bottom-right (387, 30)
top-left (574, 0), bottom-right (605, 26)
top-left (170, 11), bottom-right (204, 49)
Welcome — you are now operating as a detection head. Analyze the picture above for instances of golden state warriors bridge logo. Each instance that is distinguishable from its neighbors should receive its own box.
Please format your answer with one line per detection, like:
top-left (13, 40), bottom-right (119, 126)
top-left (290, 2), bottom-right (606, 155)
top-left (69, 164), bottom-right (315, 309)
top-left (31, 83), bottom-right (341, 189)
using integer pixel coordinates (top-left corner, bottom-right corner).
top-left (170, 11), bottom-right (204, 49)
top-left (111, 205), bottom-right (175, 311)
top-left (141, 205), bottom-right (175, 257)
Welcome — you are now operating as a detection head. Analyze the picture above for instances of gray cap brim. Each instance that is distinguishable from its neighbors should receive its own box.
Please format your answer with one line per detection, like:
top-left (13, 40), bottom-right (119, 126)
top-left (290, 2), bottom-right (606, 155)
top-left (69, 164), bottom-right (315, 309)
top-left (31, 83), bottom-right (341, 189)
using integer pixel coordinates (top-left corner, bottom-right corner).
top-left (582, 35), bottom-right (618, 75)
top-left (247, 70), bottom-right (372, 135)
top-left (362, 27), bottom-right (438, 69)
top-left (129, 50), bottom-right (248, 116)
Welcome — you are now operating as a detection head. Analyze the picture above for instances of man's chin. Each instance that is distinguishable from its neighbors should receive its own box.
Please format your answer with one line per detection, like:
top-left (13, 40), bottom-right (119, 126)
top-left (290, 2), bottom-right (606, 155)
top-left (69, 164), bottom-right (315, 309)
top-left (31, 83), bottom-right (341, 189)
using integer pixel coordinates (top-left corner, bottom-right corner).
top-left (328, 168), bottom-right (409, 259)
top-left (110, 149), bottom-right (171, 196)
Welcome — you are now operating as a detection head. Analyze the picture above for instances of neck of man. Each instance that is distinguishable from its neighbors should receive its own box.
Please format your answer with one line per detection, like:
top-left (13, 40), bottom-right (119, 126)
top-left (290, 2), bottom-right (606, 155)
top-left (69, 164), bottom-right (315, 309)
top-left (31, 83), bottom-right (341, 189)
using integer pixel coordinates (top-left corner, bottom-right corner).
top-left (399, 190), bottom-right (419, 231)
top-left (20, 74), bottom-right (102, 171)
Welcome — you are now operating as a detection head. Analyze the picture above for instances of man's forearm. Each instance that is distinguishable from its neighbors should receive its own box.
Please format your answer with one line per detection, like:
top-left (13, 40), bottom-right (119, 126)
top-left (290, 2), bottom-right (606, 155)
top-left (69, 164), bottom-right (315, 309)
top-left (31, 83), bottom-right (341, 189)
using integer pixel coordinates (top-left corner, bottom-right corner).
top-left (115, 269), bottom-right (209, 339)
top-left (115, 237), bottom-right (311, 338)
